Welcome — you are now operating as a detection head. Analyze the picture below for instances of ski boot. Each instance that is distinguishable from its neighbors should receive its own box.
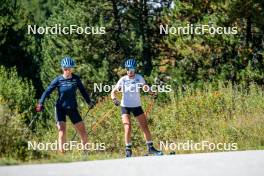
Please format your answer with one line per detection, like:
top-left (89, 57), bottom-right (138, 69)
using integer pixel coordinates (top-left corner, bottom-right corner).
top-left (148, 146), bottom-right (163, 156)
top-left (146, 142), bottom-right (163, 156)
top-left (125, 145), bottom-right (132, 157)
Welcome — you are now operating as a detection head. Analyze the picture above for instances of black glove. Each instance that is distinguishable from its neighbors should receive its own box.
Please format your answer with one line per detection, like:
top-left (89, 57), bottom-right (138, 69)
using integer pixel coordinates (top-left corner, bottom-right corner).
top-left (35, 103), bottom-right (44, 112)
top-left (112, 98), bottom-right (120, 106)
top-left (150, 92), bottom-right (158, 99)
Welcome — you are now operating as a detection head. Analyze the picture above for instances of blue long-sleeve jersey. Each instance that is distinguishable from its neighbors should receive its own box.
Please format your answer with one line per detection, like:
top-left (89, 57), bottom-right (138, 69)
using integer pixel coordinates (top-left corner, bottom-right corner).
top-left (39, 74), bottom-right (91, 109)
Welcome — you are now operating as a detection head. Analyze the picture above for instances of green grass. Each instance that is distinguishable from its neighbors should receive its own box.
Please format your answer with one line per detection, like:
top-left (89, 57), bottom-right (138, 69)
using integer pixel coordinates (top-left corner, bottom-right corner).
top-left (1, 82), bottom-right (264, 165)
top-left (0, 152), bottom-right (121, 165)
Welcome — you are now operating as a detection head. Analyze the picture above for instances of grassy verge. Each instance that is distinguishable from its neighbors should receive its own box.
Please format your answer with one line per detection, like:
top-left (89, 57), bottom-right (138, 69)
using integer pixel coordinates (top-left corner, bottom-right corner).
top-left (1, 82), bottom-right (264, 165)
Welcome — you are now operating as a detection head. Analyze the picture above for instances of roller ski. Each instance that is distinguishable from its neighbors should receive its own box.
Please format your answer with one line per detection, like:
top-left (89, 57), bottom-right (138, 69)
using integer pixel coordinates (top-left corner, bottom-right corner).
top-left (125, 145), bottom-right (132, 158)
top-left (144, 147), bottom-right (163, 156)
top-left (144, 142), bottom-right (163, 156)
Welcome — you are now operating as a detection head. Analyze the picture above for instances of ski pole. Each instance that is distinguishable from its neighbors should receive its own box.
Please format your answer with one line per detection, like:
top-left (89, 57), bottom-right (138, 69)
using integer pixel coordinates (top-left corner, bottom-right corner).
top-left (87, 106), bottom-right (115, 135)
top-left (145, 95), bottom-right (156, 117)
top-left (28, 115), bottom-right (38, 128)
top-left (23, 114), bottom-right (39, 136)
top-left (71, 107), bottom-right (92, 141)
top-left (71, 94), bottom-right (97, 141)
top-left (85, 106), bottom-right (115, 142)
top-left (71, 106), bottom-right (115, 141)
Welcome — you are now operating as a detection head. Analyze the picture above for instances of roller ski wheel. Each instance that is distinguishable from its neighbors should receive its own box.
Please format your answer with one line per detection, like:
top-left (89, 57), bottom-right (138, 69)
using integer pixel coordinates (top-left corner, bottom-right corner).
top-left (125, 148), bottom-right (132, 158)
top-left (144, 147), bottom-right (163, 156)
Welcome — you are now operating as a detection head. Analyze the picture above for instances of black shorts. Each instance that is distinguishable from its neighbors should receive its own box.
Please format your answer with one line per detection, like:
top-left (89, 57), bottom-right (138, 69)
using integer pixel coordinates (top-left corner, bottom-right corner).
top-left (55, 107), bottom-right (82, 124)
top-left (121, 106), bottom-right (144, 117)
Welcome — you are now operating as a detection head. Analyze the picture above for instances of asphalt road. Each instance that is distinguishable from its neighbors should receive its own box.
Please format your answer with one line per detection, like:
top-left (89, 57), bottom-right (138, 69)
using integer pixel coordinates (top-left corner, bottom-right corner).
top-left (1, 150), bottom-right (263, 176)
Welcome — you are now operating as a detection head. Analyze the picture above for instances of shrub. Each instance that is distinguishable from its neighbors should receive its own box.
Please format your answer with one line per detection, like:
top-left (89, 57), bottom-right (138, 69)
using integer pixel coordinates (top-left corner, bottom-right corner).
top-left (0, 66), bottom-right (40, 160)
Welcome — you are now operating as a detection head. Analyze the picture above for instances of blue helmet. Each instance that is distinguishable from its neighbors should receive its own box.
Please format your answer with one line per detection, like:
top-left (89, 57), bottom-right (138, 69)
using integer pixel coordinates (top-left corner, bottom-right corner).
top-left (61, 56), bottom-right (75, 68)
top-left (124, 58), bottom-right (137, 68)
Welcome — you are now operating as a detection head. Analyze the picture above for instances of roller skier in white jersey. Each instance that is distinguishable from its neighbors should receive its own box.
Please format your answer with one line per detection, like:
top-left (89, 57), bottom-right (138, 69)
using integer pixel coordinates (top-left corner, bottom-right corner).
top-left (111, 58), bottom-right (163, 157)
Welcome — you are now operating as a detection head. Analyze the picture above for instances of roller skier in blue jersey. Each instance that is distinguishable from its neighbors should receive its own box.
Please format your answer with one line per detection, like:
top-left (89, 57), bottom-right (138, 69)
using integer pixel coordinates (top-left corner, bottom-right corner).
top-left (36, 56), bottom-right (94, 153)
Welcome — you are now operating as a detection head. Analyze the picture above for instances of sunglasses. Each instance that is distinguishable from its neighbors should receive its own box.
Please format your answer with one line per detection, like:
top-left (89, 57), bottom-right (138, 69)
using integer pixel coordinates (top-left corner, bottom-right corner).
top-left (63, 68), bottom-right (72, 71)
top-left (126, 68), bottom-right (136, 72)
